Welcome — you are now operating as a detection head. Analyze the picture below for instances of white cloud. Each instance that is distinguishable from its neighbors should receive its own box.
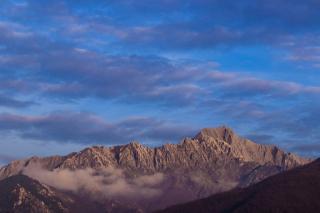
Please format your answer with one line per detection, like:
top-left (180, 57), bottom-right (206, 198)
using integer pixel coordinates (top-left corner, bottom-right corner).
top-left (23, 164), bottom-right (165, 200)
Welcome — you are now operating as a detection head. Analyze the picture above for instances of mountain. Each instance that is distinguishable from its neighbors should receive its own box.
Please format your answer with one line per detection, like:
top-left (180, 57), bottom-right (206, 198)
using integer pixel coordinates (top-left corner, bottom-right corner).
top-left (0, 126), bottom-right (310, 212)
top-left (158, 158), bottom-right (320, 213)
top-left (0, 174), bottom-right (143, 213)
top-left (0, 174), bottom-right (72, 213)
top-left (0, 174), bottom-right (104, 213)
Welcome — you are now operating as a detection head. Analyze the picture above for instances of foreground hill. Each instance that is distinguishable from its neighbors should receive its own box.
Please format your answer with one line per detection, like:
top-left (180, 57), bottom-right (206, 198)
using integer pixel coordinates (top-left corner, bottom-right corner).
top-left (159, 158), bottom-right (320, 213)
top-left (0, 126), bottom-right (310, 212)
top-left (0, 175), bottom-right (72, 213)
top-left (0, 175), bottom-right (105, 213)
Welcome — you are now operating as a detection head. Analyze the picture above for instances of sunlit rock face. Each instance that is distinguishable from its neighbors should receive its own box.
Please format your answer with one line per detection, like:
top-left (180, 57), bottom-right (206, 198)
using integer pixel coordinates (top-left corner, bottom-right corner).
top-left (0, 127), bottom-right (310, 212)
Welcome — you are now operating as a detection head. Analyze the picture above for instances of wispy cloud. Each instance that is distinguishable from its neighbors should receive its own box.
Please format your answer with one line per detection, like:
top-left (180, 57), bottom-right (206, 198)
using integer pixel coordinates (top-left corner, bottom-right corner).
top-left (0, 94), bottom-right (35, 108)
top-left (207, 71), bottom-right (320, 98)
top-left (0, 112), bottom-right (196, 144)
top-left (0, 0), bottom-right (319, 157)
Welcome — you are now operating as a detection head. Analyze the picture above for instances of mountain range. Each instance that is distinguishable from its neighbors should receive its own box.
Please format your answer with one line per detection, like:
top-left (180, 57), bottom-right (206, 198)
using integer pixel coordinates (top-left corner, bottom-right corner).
top-left (0, 126), bottom-right (311, 212)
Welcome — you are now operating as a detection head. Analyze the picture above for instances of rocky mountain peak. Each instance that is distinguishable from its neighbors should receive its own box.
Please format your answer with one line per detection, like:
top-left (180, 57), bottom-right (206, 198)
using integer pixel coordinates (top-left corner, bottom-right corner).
top-left (0, 126), bottom-right (310, 176)
top-left (0, 126), bottom-right (312, 213)
top-left (124, 141), bottom-right (147, 152)
top-left (195, 126), bottom-right (236, 144)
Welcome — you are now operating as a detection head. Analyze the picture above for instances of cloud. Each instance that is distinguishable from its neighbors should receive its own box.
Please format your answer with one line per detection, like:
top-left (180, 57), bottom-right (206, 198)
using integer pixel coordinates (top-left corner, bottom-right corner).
top-left (1, 0), bottom-right (320, 65)
top-left (0, 94), bottom-right (35, 108)
top-left (207, 71), bottom-right (320, 98)
top-left (0, 0), bottom-right (319, 158)
top-left (1, 1), bottom-right (319, 108)
top-left (0, 32), bottom-right (206, 106)
top-left (22, 163), bottom-right (165, 200)
top-left (291, 143), bottom-right (320, 157)
top-left (0, 112), bottom-right (196, 144)
top-left (284, 36), bottom-right (320, 68)
top-left (234, 102), bottom-right (320, 157)
top-left (1, 32), bottom-right (318, 108)
top-left (85, 0), bottom-right (320, 50)
top-left (245, 134), bottom-right (275, 145)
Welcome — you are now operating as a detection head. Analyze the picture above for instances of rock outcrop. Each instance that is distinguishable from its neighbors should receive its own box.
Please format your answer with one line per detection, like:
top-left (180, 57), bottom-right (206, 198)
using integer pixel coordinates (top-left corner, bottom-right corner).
top-left (0, 174), bottom-right (116, 213)
top-left (0, 175), bottom-right (73, 213)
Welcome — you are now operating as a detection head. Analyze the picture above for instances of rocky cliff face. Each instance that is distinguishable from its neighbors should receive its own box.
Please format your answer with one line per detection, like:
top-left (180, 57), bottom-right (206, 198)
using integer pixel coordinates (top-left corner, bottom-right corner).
top-left (60, 127), bottom-right (307, 172)
top-left (0, 127), bottom-right (310, 212)
top-left (195, 127), bottom-right (307, 169)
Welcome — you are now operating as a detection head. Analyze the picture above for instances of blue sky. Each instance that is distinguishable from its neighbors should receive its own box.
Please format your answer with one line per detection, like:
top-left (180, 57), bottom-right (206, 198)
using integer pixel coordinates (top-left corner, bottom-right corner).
top-left (0, 0), bottom-right (320, 164)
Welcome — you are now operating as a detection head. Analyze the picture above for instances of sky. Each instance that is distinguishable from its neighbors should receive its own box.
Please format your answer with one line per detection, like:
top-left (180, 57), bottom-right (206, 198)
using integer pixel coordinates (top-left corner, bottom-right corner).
top-left (0, 0), bottom-right (320, 164)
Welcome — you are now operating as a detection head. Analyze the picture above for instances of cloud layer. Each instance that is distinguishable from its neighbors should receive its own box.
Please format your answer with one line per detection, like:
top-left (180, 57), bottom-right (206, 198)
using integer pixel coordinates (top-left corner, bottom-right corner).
top-left (23, 164), bottom-right (165, 200)
top-left (0, 0), bottom-right (319, 157)
top-left (0, 112), bottom-right (196, 144)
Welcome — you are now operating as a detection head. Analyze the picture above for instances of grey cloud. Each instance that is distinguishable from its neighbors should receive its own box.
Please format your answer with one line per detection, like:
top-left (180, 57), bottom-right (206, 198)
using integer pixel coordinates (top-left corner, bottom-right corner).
top-left (1, 38), bottom-right (206, 107)
top-left (284, 35), bottom-right (320, 68)
top-left (90, 0), bottom-right (320, 50)
top-left (291, 143), bottom-right (320, 157)
top-left (0, 0), bottom-right (319, 158)
top-left (207, 71), bottom-right (320, 98)
top-left (256, 105), bottom-right (320, 138)
top-left (0, 112), bottom-right (196, 144)
top-left (1, 6), bottom-right (318, 108)
top-left (2, 0), bottom-right (320, 55)
top-left (2, 33), bottom-right (318, 108)
top-left (0, 94), bottom-right (35, 108)
top-left (240, 102), bottom-right (320, 156)
top-left (245, 134), bottom-right (276, 145)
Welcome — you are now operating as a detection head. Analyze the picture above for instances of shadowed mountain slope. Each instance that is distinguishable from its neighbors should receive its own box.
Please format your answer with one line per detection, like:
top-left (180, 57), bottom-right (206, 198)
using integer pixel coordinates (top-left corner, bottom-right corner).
top-left (158, 158), bottom-right (320, 213)
top-left (0, 175), bottom-right (145, 213)
top-left (0, 175), bottom-right (76, 213)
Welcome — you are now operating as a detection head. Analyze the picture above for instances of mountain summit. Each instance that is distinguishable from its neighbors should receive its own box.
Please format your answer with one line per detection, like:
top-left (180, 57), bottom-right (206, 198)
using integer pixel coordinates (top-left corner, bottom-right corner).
top-left (0, 126), bottom-right (310, 212)
top-left (196, 126), bottom-right (306, 168)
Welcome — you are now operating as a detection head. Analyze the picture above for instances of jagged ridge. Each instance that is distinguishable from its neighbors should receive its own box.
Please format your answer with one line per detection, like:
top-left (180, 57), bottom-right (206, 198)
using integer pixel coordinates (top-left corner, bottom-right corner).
top-left (0, 127), bottom-right (307, 175)
top-left (0, 126), bottom-right (310, 212)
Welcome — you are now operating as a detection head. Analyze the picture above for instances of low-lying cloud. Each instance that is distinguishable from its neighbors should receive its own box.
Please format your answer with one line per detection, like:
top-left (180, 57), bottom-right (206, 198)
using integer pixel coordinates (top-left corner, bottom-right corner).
top-left (23, 164), bottom-right (165, 200)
